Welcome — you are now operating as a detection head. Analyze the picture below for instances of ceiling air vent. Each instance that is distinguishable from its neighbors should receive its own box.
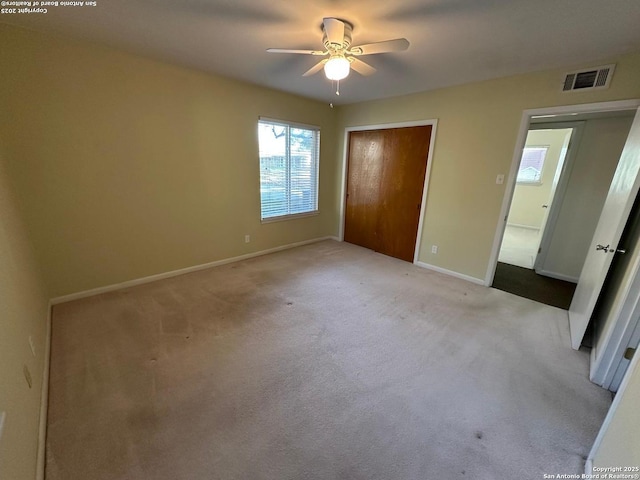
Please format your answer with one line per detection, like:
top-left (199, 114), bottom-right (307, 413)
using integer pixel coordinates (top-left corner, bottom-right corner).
top-left (562, 64), bottom-right (615, 92)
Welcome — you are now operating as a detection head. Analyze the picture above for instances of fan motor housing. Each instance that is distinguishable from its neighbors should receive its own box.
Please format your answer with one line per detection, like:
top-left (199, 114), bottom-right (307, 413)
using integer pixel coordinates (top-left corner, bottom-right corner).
top-left (322, 20), bottom-right (353, 51)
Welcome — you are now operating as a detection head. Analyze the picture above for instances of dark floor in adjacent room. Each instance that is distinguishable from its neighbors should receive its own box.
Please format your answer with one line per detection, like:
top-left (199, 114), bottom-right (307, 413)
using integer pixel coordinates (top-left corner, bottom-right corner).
top-left (492, 262), bottom-right (577, 310)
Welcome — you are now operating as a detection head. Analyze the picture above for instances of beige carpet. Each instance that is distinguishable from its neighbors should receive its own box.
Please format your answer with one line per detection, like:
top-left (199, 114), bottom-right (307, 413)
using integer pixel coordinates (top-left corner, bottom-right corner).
top-left (46, 240), bottom-right (611, 480)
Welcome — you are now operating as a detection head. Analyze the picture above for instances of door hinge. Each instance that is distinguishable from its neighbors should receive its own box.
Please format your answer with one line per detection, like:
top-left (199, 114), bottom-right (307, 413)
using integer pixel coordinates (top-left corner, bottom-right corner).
top-left (624, 347), bottom-right (636, 360)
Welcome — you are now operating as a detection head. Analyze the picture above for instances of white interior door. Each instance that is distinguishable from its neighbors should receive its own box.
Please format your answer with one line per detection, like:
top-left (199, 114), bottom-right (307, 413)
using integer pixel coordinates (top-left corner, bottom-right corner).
top-left (569, 108), bottom-right (640, 350)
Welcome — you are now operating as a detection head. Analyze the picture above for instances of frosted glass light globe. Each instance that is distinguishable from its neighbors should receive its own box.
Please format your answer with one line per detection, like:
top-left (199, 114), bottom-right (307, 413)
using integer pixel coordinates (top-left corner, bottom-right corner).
top-left (324, 56), bottom-right (350, 81)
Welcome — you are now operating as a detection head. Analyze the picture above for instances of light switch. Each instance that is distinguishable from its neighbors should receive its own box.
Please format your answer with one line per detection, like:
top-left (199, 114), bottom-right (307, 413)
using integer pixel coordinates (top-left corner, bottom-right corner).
top-left (496, 174), bottom-right (505, 185)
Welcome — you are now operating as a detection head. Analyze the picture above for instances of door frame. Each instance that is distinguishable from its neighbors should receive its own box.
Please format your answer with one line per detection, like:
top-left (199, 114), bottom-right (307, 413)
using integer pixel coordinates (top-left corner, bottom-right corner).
top-left (339, 119), bottom-right (438, 263)
top-left (591, 251), bottom-right (640, 390)
top-left (530, 121), bottom-right (585, 279)
top-left (585, 341), bottom-right (640, 476)
top-left (485, 99), bottom-right (640, 287)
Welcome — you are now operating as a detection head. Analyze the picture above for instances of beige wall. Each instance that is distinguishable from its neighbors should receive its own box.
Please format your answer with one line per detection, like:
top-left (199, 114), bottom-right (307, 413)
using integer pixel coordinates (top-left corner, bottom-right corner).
top-left (542, 116), bottom-right (634, 280)
top-left (3, 25), bottom-right (640, 291)
top-left (507, 129), bottom-right (570, 229)
top-left (337, 52), bottom-right (640, 281)
top-left (0, 153), bottom-right (49, 478)
top-left (0, 25), bottom-right (339, 298)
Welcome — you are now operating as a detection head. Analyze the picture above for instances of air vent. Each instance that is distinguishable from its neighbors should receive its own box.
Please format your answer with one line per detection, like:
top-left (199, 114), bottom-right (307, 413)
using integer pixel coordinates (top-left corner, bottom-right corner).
top-left (562, 64), bottom-right (615, 92)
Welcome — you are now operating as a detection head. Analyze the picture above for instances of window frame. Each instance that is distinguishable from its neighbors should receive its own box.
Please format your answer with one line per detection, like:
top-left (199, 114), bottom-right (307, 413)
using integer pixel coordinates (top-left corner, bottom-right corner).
top-left (258, 117), bottom-right (320, 223)
top-left (517, 145), bottom-right (549, 186)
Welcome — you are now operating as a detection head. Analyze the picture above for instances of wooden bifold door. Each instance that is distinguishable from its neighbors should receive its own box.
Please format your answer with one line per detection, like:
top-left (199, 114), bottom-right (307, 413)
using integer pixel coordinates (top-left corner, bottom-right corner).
top-left (344, 125), bottom-right (432, 262)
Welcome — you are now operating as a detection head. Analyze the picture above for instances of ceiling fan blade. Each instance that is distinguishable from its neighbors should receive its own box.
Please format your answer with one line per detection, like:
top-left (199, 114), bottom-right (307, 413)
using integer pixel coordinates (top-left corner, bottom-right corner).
top-left (267, 48), bottom-right (326, 56)
top-left (349, 58), bottom-right (376, 76)
top-left (350, 38), bottom-right (410, 55)
top-left (302, 59), bottom-right (328, 77)
top-left (323, 17), bottom-right (345, 46)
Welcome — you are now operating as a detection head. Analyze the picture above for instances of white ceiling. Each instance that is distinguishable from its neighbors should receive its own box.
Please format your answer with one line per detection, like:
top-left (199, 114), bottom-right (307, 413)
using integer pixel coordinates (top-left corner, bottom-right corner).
top-left (4, 0), bottom-right (640, 105)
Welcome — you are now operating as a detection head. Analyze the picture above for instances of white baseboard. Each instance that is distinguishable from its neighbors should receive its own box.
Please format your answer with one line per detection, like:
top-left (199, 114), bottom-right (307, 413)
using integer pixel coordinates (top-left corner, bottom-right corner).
top-left (536, 268), bottom-right (579, 283)
top-left (50, 236), bottom-right (337, 305)
top-left (36, 302), bottom-right (52, 480)
top-left (506, 222), bottom-right (541, 231)
top-left (414, 261), bottom-right (485, 286)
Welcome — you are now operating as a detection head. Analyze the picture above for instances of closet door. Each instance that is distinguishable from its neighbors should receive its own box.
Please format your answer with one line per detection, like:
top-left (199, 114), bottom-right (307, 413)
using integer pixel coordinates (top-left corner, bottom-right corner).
top-left (344, 126), bottom-right (431, 262)
top-left (344, 130), bottom-right (384, 251)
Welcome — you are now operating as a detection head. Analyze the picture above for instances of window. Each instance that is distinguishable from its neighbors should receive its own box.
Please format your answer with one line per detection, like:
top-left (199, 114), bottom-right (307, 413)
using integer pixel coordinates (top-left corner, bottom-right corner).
top-left (517, 146), bottom-right (548, 184)
top-left (258, 118), bottom-right (320, 221)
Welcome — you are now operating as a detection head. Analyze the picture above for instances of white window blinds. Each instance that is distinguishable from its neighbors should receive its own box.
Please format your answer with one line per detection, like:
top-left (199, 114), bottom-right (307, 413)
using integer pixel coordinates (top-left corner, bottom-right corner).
top-left (258, 119), bottom-right (320, 221)
top-left (517, 146), bottom-right (548, 184)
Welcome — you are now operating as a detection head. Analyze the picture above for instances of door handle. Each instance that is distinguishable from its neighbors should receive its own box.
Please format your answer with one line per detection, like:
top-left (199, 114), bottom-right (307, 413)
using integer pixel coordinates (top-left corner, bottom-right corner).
top-left (542, 204), bottom-right (549, 208)
top-left (596, 244), bottom-right (626, 254)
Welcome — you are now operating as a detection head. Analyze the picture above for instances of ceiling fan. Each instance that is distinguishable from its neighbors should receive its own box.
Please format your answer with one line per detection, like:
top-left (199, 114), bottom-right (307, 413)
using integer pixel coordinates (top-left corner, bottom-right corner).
top-left (267, 18), bottom-right (410, 85)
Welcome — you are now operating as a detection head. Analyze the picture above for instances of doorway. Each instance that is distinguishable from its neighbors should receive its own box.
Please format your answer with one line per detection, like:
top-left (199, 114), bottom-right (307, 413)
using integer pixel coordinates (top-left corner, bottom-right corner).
top-left (342, 122), bottom-right (435, 262)
top-left (498, 127), bottom-right (574, 270)
top-left (493, 124), bottom-right (578, 309)
top-left (491, 108), bottom-right (637, 311)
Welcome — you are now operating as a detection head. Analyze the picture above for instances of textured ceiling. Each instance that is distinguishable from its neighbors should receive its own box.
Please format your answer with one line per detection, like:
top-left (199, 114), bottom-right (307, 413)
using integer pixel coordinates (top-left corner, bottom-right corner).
top-left (3, 0), bottom-right (640, 104)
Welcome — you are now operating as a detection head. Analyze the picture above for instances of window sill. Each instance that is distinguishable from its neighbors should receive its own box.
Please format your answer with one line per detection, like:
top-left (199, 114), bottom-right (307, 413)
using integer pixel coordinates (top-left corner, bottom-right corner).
top-left (516, 181), bottom-right (543, 186)
top-left (261, 211), bottom-right (319, 224)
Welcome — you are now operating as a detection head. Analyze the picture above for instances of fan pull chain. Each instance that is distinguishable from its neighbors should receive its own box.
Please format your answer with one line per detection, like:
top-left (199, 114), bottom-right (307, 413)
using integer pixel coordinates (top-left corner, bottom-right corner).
top-left (336, 79), bottom-right (340, 96)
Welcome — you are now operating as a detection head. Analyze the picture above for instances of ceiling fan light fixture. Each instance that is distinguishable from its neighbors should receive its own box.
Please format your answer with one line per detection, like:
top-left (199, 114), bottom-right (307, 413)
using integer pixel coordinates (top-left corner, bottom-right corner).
top-left (324, 55), bottom-right (350, 81)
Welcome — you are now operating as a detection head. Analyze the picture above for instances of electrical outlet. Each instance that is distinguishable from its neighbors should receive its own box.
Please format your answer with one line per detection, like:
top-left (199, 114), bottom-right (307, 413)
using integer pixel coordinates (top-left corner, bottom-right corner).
top-left (431, 245), bottom-right (438, 254)
top-left (23, 365), bottom-right (32, 389)
top-left (29, 335), bottom-right (36, 357)
top-left (244, 235), bottom-right (250, 243)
